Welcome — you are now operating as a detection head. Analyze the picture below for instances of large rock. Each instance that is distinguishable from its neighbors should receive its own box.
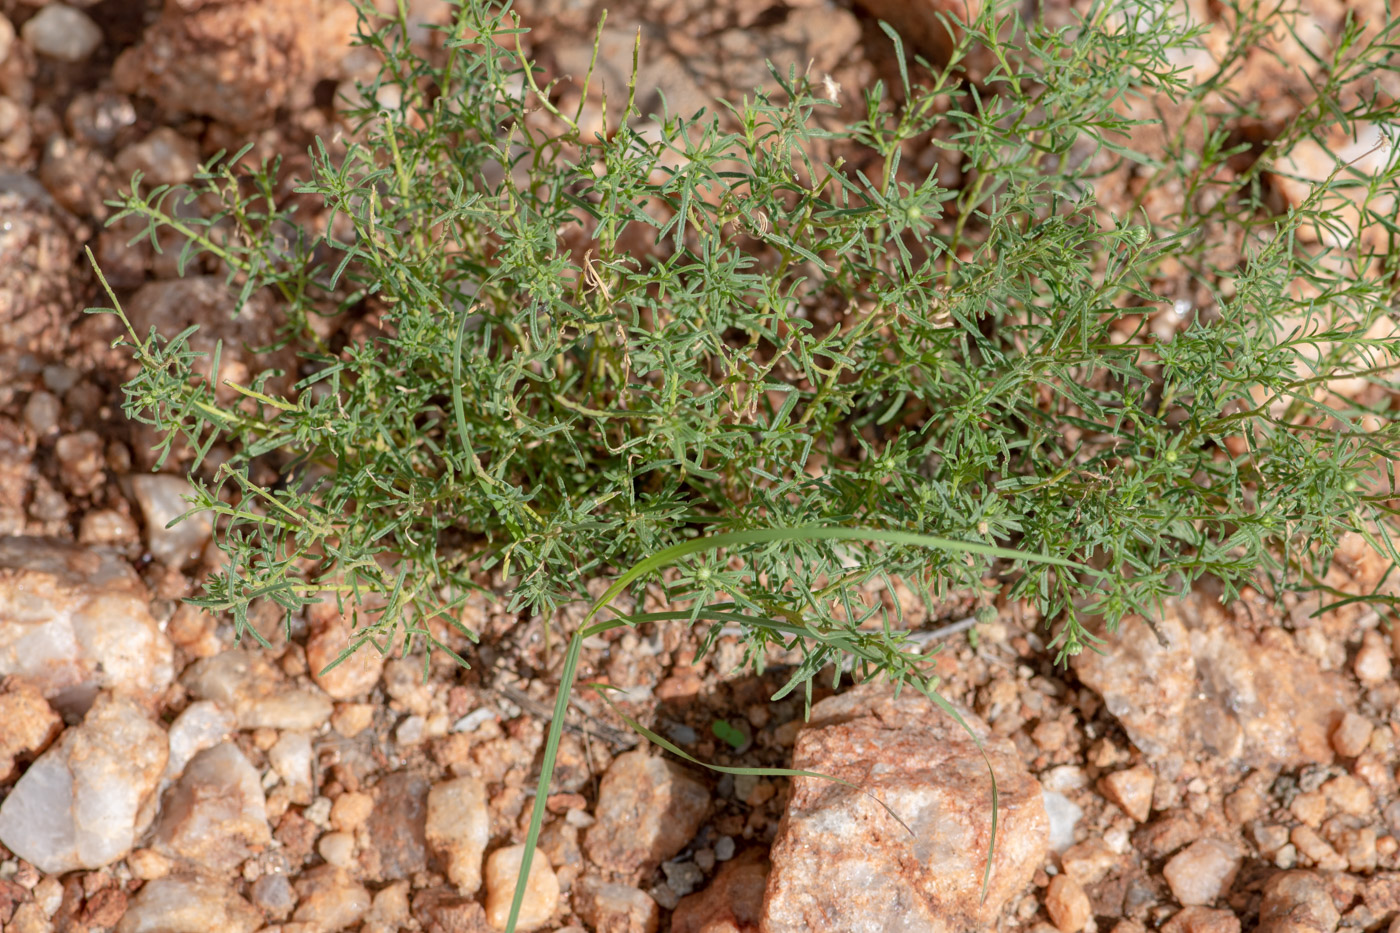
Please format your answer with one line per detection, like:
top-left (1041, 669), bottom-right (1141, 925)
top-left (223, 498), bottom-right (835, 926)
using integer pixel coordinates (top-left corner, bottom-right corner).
top-left (363, 771), bottom-right (431, 882)
top-left (0, 174), bottom-right (85, 358)
top-left (584, 750), bottom-right (711, 879)
top-left (117, 874), bottom-right (261, 933)
top-left (762, 682), bottom-right (1048, 933)
top-left (0, 538), bottom-right (174, 706)
top-left (1074, 598), bottom-right (1351, 771)
top-left (1256, 871), bottom-right (1340, 933)
top-left (112, 0), bottom-right (359, 130)
top-left (152, 742), bottom-right (271, 871)
top-left (0, 693), bottom-right (168, 873)
top-left (182, 650), bottom-right (332, 731)
top-left (305, 600), bottom-right (385, 700)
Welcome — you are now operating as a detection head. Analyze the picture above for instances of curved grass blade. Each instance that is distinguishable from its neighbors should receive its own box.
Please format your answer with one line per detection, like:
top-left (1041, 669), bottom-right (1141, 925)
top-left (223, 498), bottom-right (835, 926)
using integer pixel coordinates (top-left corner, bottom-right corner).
top-left (502, 524), bottom-right (1080, 932)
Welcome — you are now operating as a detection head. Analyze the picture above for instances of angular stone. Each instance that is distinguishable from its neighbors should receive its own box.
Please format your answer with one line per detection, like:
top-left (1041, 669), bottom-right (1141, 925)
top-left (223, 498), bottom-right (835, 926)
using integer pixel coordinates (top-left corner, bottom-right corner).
top-left (292, 865), bottom-right (371, 932)
top-left (584, 750), bottom-right (711, 878)
top-left (1046, 875), bottom-right (1092, 933)
top-left (0, 677), bottom-right (62, 781)
top-left (572, 877), bottom-right (660, 933)
top-left (112, 0), bottom-right (358, 130)
top-left (268, 730), bottom-right (315, 804)
top-left (152, 742), bottom-right (270, 872)
top-left (410, 886), bottom-right (492, 933)
top-left (162, 700), bottom-right (236, 782)
top-left (129, 475), bottom-right (212, 568)
top-left (1257, 871), bottom-right (1340, 933)
top-left (1101, 764), bottom-right (1156, 822)
top-left (425, 776), bottom-right (490, 895)
top-left (182, 650), bottom-right (332, 731)
top-left (1162, 906), bottom-right (1243, 933)
top-left (363, 772), bottom-right (430, 882)
top-left (762, 682), bottom-right (1048, 933)
top-left (1163, 839), bottom-right (1241, 907)
top-left (1074, 599), bottom-right (1350, 770)
top-left (0, 693), bottom-right (167, 873)
top-left (0, 537), bottom-right (173, 704)
top-left (483, 844), bottom-right (559, 932)
top-left (116, 875), bottom-right (261, 933)
top-left (672, 851), bottom-right (767, 933)
top-left (1330, 712), bottom-right (1373, 758)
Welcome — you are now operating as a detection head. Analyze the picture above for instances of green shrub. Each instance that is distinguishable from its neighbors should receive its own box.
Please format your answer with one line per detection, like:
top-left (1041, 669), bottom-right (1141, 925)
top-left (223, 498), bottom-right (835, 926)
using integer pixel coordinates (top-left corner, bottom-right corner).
top-left (92, 0), bottom-right (1398, 924)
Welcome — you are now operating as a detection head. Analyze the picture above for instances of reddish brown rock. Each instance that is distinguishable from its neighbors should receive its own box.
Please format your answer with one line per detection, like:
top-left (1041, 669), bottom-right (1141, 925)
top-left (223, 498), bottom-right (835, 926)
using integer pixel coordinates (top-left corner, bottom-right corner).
top-left (584, 750), bottom-right (711, 878)
top-left (112, 0), bottom-right (358, 131)
top-left (0, 174), bottom-right (87, 359)
top-left (1163, 839), bottom-right (1241, 906)
top-left (0, 677), bottom-right (61, 781)
top-left (1101, 764), bottom-right (1155, 822)
top-left (572, 877), bottom-right (660, 933)
top-left (412, 886), bottom-right (493, 933)
top-left (305, 602), bottom-right (385, 700)
top-left (762, 682), bottom-right (1048, 933)
top-left (1162, 906), bottom-right (1242, 933)
top-left (363, 772), bottom-right (431, 882)
top-left (1257, 871), bottom-right (1340, 933)
top-left (672, 852), bottom-right (767, 933)
top-left (1045, 875), bottom-right (1092, 932)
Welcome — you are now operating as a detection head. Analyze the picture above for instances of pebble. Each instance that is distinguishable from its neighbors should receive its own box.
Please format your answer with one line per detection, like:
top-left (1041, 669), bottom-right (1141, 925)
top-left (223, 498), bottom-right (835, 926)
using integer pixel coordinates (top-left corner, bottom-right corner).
top-left (1330, 712), bottom-right (1374, 758)
top-left (1355, 634), bottom-right (1392, 684)
top-left (585, 750), bottom-right (712, 877)
top-left (1163, 839), bottom-right (1241, 906)
top-left (182, 650), bottom-right (333, 731)
top-left (1161, 906), bottom-right (1242, 933)
top-left (20, 4), bottom-right (103, 62)
top-left (483, 845), bottom-right (560, 932)
top-left (425, 776), bottom-right (490, 894)
top-left (251, 873), bottom-right (297, 921)
top-left (21, 390), bottom-right (60, 436)
top-left (1321, 774), bottom-right (1373, 816)
top-left (572, 877), bottom-right (661, 933)
top-left (317, 831), bottom-right (356, 868)
top-left (115, 874), bottom-right (261, 933)
top-left (268, 731), bottom-right (314, 804)
top-left (329, 792), bottom-right (374, 833)
top-left (1257, 871), bottom-right (1339, 933)
top-left (363, 772), bottom-right (429, 882)
top-left (130, 474), bottom-right (212, 567)
top-left (163, 700), bottom-right (235, 781)
top-left (331, 702), bottom-right (376, 737)
top-left (0, 693), bottom-right (166, 873)
top-left (1045, 875), bottom-right (1092, 932)
top-left (292, 865), bottom-right (371, 931)
top-left (114, 127), bottom-right (200, 187)
top-left (1101, 764), bottom-right (1156, 822)
top-left (78, 509), bottom-right (140, 547)
top-left (151, 742), bottom-right (271, 872)
top-left (714, 836), bottom-right (736, 861)
top-left (1044, 790), bottom-right (1084, 852)
top-left (125, 848), bottom-right (172, 881)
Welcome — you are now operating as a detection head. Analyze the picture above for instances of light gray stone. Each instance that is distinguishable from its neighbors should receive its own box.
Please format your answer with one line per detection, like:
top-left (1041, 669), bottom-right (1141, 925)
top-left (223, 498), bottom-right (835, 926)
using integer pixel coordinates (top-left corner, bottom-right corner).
top-left (0, 693), bottom-right (167, 873)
